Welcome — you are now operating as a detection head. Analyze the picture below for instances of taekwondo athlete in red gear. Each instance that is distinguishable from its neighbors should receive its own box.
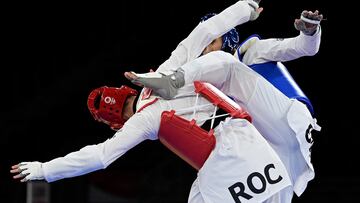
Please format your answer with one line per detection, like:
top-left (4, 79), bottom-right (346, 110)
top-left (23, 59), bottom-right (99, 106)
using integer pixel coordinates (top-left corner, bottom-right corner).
top-left (11, 0), bottom-right (263, 181)
top-left (9, 74), bottom-right (293, 203)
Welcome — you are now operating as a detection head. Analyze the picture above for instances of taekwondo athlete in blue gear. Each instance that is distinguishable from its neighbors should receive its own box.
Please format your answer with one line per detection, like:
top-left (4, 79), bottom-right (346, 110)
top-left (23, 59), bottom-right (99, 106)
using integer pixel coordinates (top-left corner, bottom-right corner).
top-left (129, 9), bottom-right (322, 117)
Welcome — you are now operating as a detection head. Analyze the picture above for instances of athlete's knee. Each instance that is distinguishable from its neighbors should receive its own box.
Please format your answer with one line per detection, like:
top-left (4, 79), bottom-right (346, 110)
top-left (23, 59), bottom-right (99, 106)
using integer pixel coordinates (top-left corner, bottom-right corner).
top-left (212, 50), bottom-right (238, 63)
top-left (207, 51), bottom-right (240, 75)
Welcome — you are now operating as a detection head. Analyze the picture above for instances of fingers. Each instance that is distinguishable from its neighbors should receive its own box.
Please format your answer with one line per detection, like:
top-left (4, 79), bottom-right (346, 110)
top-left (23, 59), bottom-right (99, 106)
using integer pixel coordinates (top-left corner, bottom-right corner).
top-left (294, 19), bottom-right (306, 31)
top-left (13, 173), bottom-right (28, 179)
top-left (10, 164), bottom-right (20, 172)
top-left (302, 10), bottom-right (323, 21)
top-left (301, 10), bottom-right (309, 17)
top-left (13, 174), bottom-right (22, 179)
top-left (10, 163), bottom-right (29, 182)
top-left (294, 19), bottom-right (300, 27)
top-left (308, 11), bottom-right (322, 21)
top-left (10, 164), bottom-right (23, 174)
top-left (12, 171), bottom-right (29, 181)
top-left (10, 168), bottom-right (20, 174)
top-left (313, 13), bottom-right (323, 21)
top-left (21, 177), bottom-right (28, 183)
top-left (257, 7), bottom-right (264, 14)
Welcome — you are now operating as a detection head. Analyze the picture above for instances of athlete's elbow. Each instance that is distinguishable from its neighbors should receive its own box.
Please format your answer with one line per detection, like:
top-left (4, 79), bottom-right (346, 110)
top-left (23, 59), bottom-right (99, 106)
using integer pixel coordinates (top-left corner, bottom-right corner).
top-left (305, 41), bottom-right (321, 56)
top-left (308, 48), bottom-right (319, 56)
top-left (300, 46), bottom-right (319, 57)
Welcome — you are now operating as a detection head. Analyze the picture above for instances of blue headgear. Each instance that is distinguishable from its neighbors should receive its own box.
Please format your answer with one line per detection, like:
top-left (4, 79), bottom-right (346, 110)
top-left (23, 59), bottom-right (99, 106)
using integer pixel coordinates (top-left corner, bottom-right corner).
top-left (201, 13), bottom-right (239, 53)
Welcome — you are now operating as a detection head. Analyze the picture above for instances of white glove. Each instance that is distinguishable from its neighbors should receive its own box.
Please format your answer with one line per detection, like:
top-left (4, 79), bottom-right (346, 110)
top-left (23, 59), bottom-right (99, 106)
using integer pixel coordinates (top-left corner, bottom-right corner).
top-left (11, 161), bottom-right (45, 182)
top-left (294, 10), bottom-right (323, 35)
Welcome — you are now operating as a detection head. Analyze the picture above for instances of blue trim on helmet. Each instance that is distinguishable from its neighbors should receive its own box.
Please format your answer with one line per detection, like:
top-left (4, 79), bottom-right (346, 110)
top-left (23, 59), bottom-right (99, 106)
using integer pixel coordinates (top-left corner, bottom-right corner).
top-left (200, 13), bottom-right (240, 53)
top-left (221, 28), bottom-right (240, 53)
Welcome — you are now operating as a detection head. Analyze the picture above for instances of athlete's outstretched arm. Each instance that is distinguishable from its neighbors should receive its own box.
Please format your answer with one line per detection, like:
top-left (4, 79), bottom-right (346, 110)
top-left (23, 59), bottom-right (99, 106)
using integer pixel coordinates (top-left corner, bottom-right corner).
top-left (241, 10), bottom-right (324, 65)
top-left (10, 112), bottom-right (157, 183)
top-left (157, 0), bottom-right (262, 73)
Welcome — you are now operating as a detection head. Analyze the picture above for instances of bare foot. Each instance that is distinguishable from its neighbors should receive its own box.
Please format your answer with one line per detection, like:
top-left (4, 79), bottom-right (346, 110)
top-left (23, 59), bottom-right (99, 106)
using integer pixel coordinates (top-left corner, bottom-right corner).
top-left (124, 72), bottom-right (137, 80)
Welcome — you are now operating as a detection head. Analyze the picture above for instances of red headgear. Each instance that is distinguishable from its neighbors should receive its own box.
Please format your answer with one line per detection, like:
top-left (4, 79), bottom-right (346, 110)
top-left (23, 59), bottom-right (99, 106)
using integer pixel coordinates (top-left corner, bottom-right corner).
top-left (87, 86), bottom-right (138, 130)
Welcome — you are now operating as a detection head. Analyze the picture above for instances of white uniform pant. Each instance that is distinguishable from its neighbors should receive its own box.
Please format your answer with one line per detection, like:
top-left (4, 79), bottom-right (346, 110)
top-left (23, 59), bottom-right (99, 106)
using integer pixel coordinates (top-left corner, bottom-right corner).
top-left (188, 180), bottom-right (294, 203)
top-left (187, 118), bottom-right (291, 203)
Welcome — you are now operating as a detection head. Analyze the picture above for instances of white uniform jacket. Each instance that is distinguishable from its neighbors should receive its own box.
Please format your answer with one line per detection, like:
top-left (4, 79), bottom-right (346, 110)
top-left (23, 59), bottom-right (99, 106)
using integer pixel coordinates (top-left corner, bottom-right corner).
top-left (42, 0), bottom-right (255, 183)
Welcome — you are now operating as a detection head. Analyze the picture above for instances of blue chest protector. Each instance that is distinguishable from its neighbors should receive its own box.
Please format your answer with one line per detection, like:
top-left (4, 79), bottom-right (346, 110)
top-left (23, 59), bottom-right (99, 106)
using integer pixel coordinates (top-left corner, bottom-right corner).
top-left (250, 62), bottom-right (314, 116)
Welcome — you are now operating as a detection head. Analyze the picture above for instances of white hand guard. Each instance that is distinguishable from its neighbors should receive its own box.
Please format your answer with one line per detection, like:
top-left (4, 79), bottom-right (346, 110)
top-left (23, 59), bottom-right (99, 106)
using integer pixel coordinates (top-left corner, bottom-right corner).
top-left (294, 10), bottom-right (323, 35)
top-left (18, 162), bottom-right (45, 182)
top-left (245, 0), bottom-right (261, 21)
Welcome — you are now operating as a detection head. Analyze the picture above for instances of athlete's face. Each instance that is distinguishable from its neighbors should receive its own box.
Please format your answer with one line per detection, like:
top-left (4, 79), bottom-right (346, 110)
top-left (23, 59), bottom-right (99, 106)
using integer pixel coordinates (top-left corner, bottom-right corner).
top-left (202, 37), bottom-right (223, 55)
top-left (122, 95), bottom-right (136, 121)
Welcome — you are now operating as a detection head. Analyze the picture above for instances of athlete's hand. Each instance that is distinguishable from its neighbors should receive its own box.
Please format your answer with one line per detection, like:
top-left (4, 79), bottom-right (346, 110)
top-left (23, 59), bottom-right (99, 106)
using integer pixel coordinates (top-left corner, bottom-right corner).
top-left (245, 0), bottom-right (263, 21)
top-left (10, 162), bottom-right (45, 182)
top-left (294, 10), bottom-right (323, 35)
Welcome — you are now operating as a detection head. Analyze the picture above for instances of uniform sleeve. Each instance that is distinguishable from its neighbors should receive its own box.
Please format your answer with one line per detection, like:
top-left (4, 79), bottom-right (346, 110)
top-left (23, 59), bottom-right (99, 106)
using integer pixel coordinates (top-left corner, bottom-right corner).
top-left (42, 111), bottom-right (159, 182)
top-left (157, 1), bottom-right (252, 73)
top-left (242, 28), bottom-right (322, 65)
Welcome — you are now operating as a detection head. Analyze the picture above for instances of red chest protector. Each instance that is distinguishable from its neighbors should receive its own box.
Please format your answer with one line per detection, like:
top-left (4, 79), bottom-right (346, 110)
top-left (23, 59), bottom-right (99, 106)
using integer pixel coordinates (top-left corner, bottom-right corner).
top-left (158, 81), bottom-right (252, 170)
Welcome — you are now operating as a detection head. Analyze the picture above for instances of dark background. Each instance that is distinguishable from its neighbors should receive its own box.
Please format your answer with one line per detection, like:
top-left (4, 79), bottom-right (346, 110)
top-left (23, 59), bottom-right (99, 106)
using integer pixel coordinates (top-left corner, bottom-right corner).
top-left (1, 0), bottom-right (357, 202)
